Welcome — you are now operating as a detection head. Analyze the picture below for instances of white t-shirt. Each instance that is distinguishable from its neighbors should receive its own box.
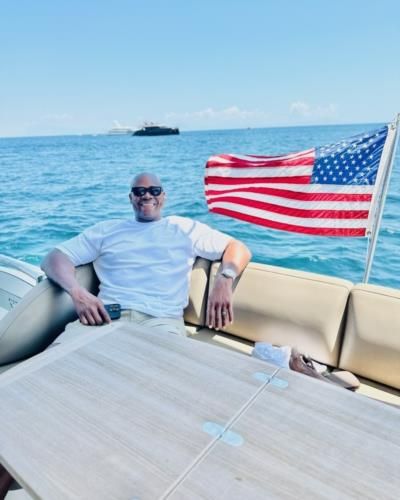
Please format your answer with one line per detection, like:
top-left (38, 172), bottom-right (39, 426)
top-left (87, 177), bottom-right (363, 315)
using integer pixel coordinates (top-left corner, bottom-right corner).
top-left (57, 216), bottom-right (232, 318)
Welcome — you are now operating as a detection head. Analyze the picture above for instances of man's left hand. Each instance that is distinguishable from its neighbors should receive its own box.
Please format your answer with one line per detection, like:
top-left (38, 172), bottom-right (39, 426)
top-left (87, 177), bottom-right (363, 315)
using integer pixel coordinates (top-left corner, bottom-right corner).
top-left (207, 275), bottom-right (233, 330)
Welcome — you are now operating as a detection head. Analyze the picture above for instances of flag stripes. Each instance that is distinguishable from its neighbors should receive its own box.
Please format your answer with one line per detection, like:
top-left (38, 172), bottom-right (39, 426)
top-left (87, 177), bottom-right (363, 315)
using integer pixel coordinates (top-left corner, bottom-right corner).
top-left (204, 126), bottom-right (389, 237)
top-left (205, 186), bottom-right (373, 202)
top-left (206, 193), bottom-right (371, 214)
top-left (209, 206), bottom-right (367, 236)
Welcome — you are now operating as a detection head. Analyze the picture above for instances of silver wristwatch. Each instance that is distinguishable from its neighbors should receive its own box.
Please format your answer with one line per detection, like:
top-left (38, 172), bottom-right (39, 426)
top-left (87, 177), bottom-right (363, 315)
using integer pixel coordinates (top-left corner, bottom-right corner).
top-left (220, 268), bottom-right (237, 280)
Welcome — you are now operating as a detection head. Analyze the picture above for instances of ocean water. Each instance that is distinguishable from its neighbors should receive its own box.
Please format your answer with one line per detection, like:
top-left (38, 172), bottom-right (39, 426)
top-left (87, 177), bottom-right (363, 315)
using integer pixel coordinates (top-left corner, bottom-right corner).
top-left (1, 124), bottom-right (399, 289)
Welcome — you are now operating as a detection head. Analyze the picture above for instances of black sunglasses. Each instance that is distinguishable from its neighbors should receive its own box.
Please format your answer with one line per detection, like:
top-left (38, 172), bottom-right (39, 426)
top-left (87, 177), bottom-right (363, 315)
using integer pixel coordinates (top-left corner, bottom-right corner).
top-left (131, 186), bottom-right (163, 197)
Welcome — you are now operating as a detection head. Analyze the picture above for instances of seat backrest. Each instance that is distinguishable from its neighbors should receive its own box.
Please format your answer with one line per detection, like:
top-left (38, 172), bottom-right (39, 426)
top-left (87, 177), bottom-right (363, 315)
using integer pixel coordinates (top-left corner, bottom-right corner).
top-left (184, 258), bottom-right (211, 327)
top-left (208, 261), bottom-right (353, 366)
top-left (339, 283), bottom-right (400, 389)
top-left (0, 264), bottom-right (98, 365)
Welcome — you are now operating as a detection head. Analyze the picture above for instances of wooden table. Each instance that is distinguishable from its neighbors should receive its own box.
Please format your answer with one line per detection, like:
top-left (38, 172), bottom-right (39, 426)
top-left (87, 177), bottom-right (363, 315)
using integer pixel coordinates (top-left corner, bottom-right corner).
top-left (0, 322), bottom-right (399, 499)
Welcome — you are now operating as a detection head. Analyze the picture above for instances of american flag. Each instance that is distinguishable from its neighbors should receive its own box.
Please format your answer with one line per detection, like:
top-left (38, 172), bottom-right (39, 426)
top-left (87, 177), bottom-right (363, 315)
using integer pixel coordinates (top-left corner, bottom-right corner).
top-left (205, 126), bottom-right (390, 237)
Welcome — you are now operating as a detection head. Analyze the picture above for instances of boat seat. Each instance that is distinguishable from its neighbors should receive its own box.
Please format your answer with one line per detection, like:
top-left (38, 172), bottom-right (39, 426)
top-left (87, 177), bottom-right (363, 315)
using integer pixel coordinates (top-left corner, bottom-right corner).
top-left (187, 261), bottom-right (353, 367)
top-left (0, 264), bottom-right (98, 366)
top-left (338, 283), bottom-right (400, 391)
top-left (183, 258), bottom-right (211, 327)
top-left (355, 377), bottom-right (400, 408)
top-left (2, 256), bottom-right (399, 409)
top-left (186, 262), bottom-right (400, 407)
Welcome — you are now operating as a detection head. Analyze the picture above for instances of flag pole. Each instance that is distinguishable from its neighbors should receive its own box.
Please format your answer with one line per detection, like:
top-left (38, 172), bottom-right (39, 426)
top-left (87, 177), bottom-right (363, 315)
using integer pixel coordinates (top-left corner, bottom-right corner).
top-left (363, 113), bottom-right (400, 283)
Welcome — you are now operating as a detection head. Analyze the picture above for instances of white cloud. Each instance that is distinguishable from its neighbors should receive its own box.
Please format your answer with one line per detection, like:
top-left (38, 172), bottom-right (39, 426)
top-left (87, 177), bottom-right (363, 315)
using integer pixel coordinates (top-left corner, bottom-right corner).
top-left (290, 101), bottom-right (311, 117)
top-left (41, 113), bottom-right (73, 122)
top-left (290, 101), bottom-right (337, 120)
top-left (165, 106), bottom-right (271, 129)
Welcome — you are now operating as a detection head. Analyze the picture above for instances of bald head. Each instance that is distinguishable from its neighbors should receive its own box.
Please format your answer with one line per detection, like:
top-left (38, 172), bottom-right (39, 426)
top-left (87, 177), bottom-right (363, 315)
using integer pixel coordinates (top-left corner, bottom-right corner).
top-left (129, 172), bottom-right (165, 222)
top-left (130, 172), bottom-right (162, 189)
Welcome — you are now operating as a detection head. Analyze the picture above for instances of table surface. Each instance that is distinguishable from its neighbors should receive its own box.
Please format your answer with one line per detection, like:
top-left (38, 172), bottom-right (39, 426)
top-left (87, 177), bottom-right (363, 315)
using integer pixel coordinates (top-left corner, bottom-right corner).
top-left (0, 322), bottom-right (399, 500)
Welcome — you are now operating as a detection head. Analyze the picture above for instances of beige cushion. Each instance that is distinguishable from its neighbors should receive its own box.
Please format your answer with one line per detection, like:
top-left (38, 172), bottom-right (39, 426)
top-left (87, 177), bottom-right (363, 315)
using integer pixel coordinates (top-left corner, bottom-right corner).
top-left (208, 262), bottom-right (352, 366)
top-left (0, 264), bottom-right (98, 365)
top-left (355, 377), bottom-right (400, 408)
top-left (183, 257), bottom-right (211, 327)
top-left (339, 284), bottom-right (400, 389)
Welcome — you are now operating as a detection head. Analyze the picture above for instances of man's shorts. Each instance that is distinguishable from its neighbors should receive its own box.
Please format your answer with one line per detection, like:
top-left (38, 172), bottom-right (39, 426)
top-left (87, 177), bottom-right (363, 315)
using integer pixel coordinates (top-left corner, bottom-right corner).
top-left (53, 309), bottom-right (187, 346)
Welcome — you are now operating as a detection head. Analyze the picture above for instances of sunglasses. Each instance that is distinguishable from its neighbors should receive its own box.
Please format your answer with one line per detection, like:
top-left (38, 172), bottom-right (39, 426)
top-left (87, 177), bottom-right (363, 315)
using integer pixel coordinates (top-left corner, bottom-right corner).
top-left (131, 186), bottom-right (163, 197)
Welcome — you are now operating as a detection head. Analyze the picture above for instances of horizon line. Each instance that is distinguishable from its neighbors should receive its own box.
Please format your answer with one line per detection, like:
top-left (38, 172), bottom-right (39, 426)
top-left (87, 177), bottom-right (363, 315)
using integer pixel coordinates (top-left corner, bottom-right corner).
top-left (0, 120), bottom-right (389, 140)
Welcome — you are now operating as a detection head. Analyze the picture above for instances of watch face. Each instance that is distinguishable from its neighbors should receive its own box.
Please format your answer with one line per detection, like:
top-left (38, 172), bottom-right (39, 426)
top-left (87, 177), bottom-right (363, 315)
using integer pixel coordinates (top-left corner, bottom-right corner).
top-left (222, 269), bottom-right (237, 280)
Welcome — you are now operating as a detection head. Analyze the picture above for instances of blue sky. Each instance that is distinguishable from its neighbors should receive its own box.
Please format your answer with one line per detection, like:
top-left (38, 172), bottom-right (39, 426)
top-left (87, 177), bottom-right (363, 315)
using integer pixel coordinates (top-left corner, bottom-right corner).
top-left (1, 0), bottom-right (399, 137)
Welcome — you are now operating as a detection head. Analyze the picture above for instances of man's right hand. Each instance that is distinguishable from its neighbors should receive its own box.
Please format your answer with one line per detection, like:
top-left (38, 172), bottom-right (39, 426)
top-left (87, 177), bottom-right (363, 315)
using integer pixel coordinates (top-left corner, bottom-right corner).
top-left (70, 286), bottom-right (111, 325)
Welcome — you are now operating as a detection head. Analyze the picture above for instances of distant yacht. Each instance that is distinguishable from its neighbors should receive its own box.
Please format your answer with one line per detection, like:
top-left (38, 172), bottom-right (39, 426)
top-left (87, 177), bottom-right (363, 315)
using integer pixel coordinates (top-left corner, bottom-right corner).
top-left (133, 122), bottom-right (179, 136)
top-left (107, 121), bottom-right (134, 135)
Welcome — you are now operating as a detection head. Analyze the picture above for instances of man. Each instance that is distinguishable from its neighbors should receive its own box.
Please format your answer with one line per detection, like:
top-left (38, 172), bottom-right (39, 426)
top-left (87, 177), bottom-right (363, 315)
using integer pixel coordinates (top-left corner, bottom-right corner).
top-left (41, 172), bottom-right (251, 338)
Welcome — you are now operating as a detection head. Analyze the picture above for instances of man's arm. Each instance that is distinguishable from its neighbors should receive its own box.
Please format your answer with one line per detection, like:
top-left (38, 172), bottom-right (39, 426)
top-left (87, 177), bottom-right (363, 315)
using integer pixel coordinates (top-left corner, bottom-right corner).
top-left (206, 239), bottom-right (251, 330)
top-left (41, 249), bottom-right (110, 325)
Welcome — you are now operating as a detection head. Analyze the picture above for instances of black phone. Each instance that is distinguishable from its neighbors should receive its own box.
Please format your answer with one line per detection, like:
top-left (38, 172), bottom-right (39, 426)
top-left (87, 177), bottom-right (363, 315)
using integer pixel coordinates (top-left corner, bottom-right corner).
top-left (104, 303), bottom-right (121, 320)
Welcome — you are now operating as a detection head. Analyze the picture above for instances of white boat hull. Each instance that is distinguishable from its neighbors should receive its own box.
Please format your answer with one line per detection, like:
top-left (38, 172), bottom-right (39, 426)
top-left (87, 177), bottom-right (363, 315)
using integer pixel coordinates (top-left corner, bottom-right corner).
top-left (0, 255), bottom-right (43, 319)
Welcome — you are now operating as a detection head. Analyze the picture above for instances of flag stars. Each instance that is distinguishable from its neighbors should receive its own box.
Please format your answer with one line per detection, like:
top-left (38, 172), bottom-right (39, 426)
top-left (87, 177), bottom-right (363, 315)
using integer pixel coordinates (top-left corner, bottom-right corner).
top-left (314, 126), bottom-right (386, 186)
